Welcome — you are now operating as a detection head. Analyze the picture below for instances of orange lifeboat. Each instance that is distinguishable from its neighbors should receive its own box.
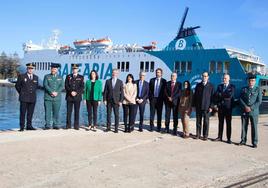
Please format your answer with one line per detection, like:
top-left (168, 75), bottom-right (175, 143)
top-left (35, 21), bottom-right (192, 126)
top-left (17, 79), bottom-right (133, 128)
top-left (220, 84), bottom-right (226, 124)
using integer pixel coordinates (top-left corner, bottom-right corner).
top-left (73, 39), bottom-right (91, 48)
top-left (142, 41), bottom-right (157, 50)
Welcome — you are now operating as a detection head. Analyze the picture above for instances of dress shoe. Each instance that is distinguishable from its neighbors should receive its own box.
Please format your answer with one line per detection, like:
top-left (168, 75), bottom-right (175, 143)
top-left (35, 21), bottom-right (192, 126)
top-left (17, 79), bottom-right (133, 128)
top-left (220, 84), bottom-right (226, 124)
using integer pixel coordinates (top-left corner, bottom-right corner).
top-left (238, 141), bottom-right (246, 146)
top-left (227, 140), bottom-right (232, 144)
top-left (74, 127), bottom-right (79, 130)
top-left (19, 128), bottom-right (24, 132)
top-left (202, 137), bottom-right (208, 141)
top-left (26, 126), bottom-right (36, 130)
top-left (214, 137), bottom-right (222, 142)
top-left (44, 126), bottom-right (51, 130)
top-left (53, 126), bottom-right (59, 130)
top-left (138, 128), bottom-right (143, 132)
top-left (252, 144), bottom-right (257, 148)
top-left (104, 128), bottom-right (111, 132)
top-left (114, 130), bottom-right (118, 133)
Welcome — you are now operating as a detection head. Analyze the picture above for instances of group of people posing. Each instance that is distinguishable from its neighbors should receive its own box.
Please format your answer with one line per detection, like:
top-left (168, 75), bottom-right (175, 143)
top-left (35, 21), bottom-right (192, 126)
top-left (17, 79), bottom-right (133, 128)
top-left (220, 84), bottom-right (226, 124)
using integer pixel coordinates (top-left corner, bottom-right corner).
top-left (15, 63), bottom-right (262, 148)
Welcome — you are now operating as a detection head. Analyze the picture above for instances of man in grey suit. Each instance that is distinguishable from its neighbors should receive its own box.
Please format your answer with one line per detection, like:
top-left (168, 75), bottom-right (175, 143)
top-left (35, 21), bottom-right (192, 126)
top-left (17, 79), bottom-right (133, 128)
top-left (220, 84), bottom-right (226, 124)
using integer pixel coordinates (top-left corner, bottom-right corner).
top-left (103, 69), bottom-right (124, 133)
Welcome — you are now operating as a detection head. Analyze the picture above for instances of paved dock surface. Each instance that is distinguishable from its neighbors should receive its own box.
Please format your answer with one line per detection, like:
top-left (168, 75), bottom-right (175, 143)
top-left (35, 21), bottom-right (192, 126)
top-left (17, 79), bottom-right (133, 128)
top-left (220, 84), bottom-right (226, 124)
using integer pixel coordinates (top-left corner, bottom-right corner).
top-left (0, 116), bottom-right (268, 188)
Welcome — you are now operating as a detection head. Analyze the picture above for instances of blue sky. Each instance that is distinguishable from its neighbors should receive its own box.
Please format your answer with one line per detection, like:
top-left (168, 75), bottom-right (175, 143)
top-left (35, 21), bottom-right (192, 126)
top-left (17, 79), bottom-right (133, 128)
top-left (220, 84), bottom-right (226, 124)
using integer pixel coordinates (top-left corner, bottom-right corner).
top-left (0, 0), bottom-right (267, 64)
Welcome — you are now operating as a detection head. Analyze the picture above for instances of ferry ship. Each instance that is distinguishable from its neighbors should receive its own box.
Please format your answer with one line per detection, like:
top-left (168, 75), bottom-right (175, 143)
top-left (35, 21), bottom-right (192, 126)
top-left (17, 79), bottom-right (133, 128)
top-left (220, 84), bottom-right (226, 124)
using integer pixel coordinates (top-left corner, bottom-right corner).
top-left (21, 7), bottom-right (268, 114)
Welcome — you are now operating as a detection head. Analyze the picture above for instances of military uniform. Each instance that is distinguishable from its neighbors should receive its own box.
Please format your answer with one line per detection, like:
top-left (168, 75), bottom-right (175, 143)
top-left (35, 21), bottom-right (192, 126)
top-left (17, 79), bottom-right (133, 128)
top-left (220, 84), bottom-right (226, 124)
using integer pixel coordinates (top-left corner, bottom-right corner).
top-left (239, 79), bottom-right (262, 147)
top-left (15, 63), bottom-right (38, 131)
top-left (43, 63), bottom-right (64, 129)
top-left (65, 64), bottom-right (84, 129)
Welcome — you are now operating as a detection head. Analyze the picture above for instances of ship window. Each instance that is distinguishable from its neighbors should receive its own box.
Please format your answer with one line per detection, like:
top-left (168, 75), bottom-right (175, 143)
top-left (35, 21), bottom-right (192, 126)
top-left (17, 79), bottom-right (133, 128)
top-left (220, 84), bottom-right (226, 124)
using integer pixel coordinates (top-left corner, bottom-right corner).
top-left (145, 61), bottom-right (149, 72)
top-left (187, 61), bottom-right (192, 73)
top-left (140, 61), bottom-right (144, 71)
top-left (181, 61), bottom-right (186, 73)
top-left (121, 62), bottom-right (125, 72)
top-left (174, 61), bottom-right (180, 72)
top-left (224, 62), bottom-right (230, 73)
top-left (126, 61), bottom-right (129, 72)
top-left (209, 61), bottom-right (216, 73)
top-left (217, 61), bottom-right (222, 73)
top-left (117, 62), bottom-right (120, 69)
top-left (48, 62), bottom-right (50, 70)
top-left (45, 62), bottom-right (47, 70)
top-left (150, 61), bottom-right (155, 72)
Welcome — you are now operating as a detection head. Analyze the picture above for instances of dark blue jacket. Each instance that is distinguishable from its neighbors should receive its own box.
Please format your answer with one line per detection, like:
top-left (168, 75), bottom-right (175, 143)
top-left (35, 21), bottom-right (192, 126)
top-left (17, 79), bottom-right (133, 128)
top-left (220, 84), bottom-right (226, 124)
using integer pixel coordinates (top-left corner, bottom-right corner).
top-left (135, 80), bottom-right (149, 103)
top-left (15, 73), bottom-right (39, 103)
top-left (214, 83), bottom-right (235, 109)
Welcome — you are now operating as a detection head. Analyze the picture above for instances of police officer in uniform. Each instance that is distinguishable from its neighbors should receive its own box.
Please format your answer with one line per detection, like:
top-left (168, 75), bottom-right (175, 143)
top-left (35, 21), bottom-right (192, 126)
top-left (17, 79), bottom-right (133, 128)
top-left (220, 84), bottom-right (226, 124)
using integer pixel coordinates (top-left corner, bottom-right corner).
top-left (15, 63), bottom-right (38, 131)
top-left (65, 64), bottom-right (84, 130)
top-left (239, 74), bottom-right (262, 148)
top-left (43, 63), bottom-right (64, 129)
top-left (214, 73), bottom-right (235, 144)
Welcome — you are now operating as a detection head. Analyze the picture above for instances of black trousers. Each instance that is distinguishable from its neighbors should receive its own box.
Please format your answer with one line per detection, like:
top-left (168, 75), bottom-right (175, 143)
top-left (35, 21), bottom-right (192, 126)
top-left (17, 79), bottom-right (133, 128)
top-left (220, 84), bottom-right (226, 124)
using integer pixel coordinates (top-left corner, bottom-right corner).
top-left (134, 102), bottom-right (146, 129)
top-left (218, 107), bottom-right (232, 140)
top-left (150, 97), bottom-right (164, 131)
top-left (107, 102), bottom-right (120, 131)
top-left (196, 110), bottom-right (210, 138)
top-left (86, 100), bottom-right (99, 126)
top-left (123, 104), bottom-right (136, 131)
top-left (19, 102), bottom-right (36, 129)
top-left (165, 102), bottom-right (178, 133)
top-left (66, 100), bottom-right (81, 129)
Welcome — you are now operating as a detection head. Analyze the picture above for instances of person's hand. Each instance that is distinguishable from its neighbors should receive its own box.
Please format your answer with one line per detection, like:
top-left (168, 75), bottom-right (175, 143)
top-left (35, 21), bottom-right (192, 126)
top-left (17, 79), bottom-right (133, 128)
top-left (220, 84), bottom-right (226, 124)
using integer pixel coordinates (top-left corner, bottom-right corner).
top-left (103, 101), bottom-right (107, 105)
top-left (52, 92), bottom-right (58, 97)
top-left (209, 108), bottom-right (212, 113)
top-left (98, 101), bottom-right (101, 105)
top-left (245, 106), bottom-right (251, 112)
top-left (119, 102), bottom-right (122, 106)
top-left (139, 99), bottom-right (143, 103)
top-left (71, 91), bottom-right (77, 96)
top-left (83, 100), bottom-right (86, 105)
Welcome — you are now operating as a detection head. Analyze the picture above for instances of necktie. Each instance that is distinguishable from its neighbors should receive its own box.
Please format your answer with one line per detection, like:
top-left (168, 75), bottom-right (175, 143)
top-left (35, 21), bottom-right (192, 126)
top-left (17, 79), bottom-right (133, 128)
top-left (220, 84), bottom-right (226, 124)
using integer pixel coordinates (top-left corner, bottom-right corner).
top-left (29, 75), bottom-right (32, 80)
top-left (112, 79), bottom-right (116, 88)
top-left (171, 82), bottom-right (175, 96)
top-left (139, 81), bottom-right (143, 97)
top-left (154, 78), bottom-right (159, 97)
top-left (223, 84), bottom-right (227, 91)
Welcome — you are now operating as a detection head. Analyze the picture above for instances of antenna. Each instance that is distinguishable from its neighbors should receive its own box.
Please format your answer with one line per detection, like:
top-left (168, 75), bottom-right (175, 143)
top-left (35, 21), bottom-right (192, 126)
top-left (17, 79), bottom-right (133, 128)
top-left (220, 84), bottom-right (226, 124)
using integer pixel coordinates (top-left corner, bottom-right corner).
top-left (175, 7), bottom-right (189, 39)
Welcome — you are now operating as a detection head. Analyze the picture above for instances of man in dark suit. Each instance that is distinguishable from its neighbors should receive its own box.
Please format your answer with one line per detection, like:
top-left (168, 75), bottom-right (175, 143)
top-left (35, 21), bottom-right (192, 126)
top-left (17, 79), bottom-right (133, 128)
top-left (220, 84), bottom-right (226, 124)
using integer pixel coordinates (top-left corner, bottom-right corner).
top-left (135, 71), bottom-right (149, 132)
top-left (214, 73), bottom-right (235, 144)
top-left (192, 72), bottom-right (214, 140)
top-left (65, 64), bottom-right (84, 130)
top-left (15, 63), bottom-right (39, 131)
top-left (164, 72), bottom-right (181, 135)
top-left (103, 68), bottom-right (124, 133)
top-left (149, 68), bottom-right (167, 132)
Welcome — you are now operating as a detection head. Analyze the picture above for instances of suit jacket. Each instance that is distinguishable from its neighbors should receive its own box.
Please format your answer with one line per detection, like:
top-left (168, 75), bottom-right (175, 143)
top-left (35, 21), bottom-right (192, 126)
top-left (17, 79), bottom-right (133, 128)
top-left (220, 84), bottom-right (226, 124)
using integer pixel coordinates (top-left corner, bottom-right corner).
top-left (193, 82), bottom-right (214, 111)
top-left (65, 74), bottom-right (84, 101)
top-left (239, 86), bottom-right (262, 115)
top-left (135, 80), bottom-right (149, 104)
top-left (15, 73), bottom-right (39, 103)
top-left (214, 83), bottom-right (235, 109)
top-left (83, 80), bottom-right (102, 101)
top-left (103, 78), bottom-right (124, 104)
top-left (164, 81), bottom-right (181, 106)
top-left (149, 77), bottom-right (167, 101)
top-left (123, 82), bottom-right (137, 104)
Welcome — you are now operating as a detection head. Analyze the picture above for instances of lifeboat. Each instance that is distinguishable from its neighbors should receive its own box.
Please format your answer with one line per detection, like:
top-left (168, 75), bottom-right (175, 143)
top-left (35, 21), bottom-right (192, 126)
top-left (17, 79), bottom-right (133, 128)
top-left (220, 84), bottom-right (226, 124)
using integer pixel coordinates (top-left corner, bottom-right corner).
top-left (91, 37), bottom-right (112, 47)
top-left (142, 41), bottom-right (157, 50)
top-left (73, 39), bottom-right (91, 48)
top-left (60, 45), bottom-right (71, 51)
